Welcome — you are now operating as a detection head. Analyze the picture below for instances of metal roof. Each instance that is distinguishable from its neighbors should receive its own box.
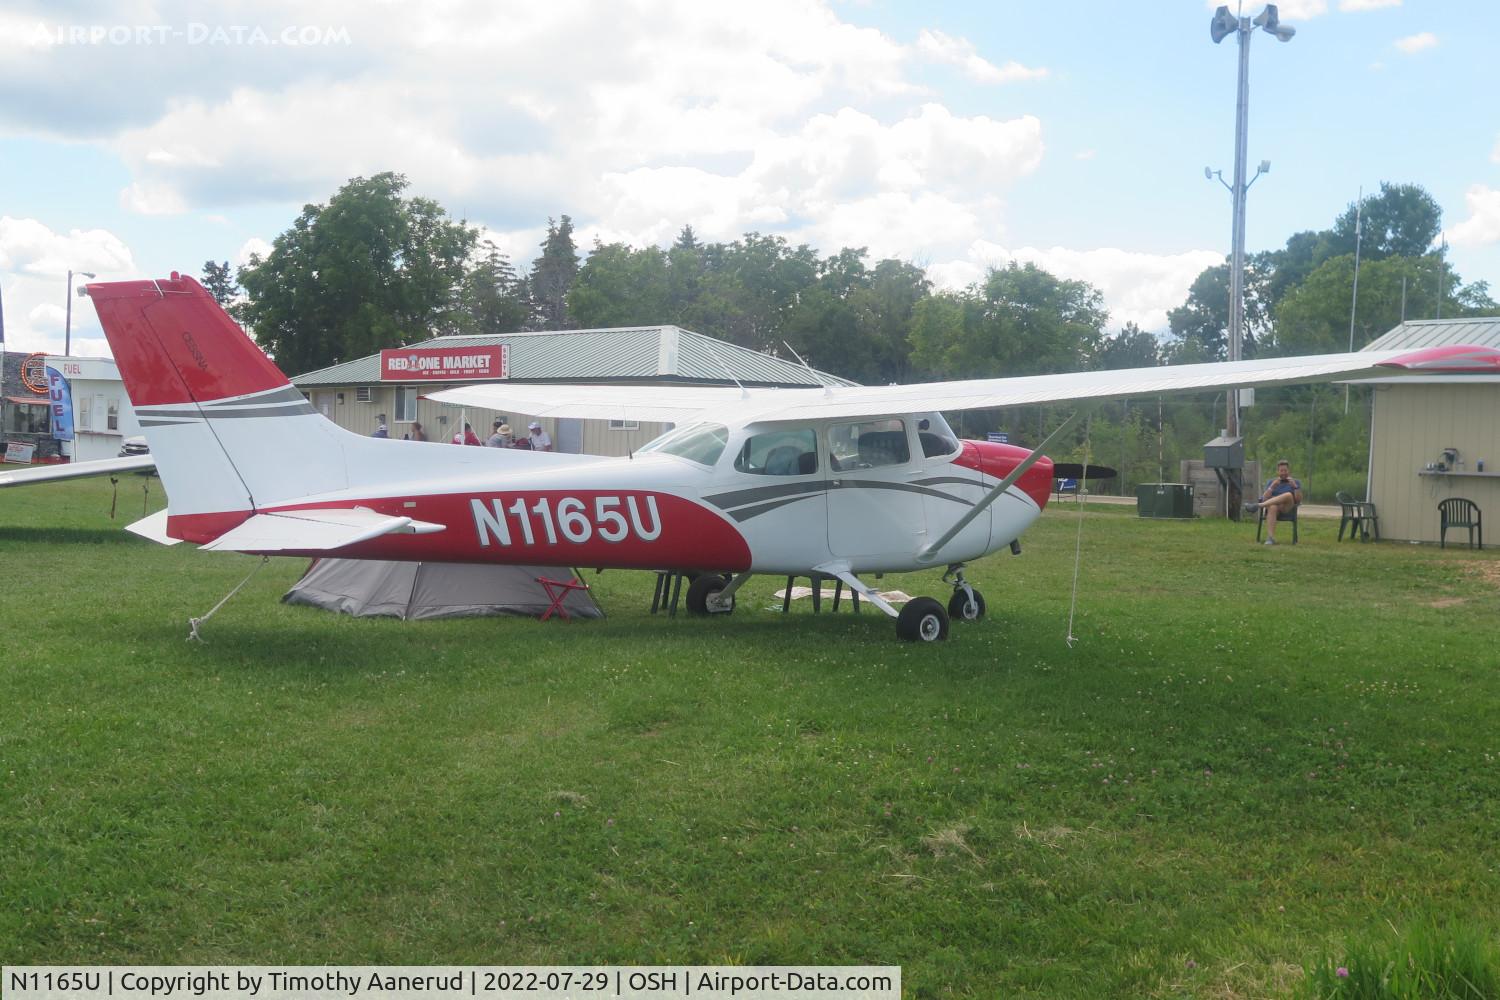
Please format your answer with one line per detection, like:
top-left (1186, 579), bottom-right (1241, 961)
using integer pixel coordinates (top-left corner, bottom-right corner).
top-left (290, 325), bottom-right (855, 388)
top-left (1363, 316), bottom-right (1500, 352)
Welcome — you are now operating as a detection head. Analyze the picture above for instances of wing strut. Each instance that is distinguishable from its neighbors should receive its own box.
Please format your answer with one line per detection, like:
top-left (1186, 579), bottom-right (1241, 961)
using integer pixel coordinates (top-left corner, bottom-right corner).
top-left (917, 405), bottom-right (1095, 563)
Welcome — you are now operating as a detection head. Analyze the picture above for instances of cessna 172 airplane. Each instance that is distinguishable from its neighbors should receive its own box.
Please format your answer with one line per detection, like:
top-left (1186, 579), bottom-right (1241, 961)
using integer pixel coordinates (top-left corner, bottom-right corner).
top-left (82, 273), bottom-right (1500, 641)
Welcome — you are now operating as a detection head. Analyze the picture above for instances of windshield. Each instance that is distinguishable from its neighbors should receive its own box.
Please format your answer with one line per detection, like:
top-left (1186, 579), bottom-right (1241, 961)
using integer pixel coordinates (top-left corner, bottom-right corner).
top-left (638, 422), bottom-right (729, 467)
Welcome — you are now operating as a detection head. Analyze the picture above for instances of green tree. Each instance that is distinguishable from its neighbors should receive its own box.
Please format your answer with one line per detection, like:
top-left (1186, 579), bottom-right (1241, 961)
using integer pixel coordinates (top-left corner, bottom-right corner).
top-left (568, 241), bottom-right (670, 328)
top-left (1098, 322), bottom-right (1161, 369)
top-left (237, 172), bottom-right (476, 373)
top-left (1328, 182), bottom-right (1443, 260)
top-left (201, 260), bottom-right (238, 306)
top-left (528, 215), bottom-right (579, 329)
top-left (1164, 262), bottom-right (1272, 362)
top-left (680, 233), bottom-right (821, 351)
top-left (1272, 253), bottom-right (1495, 356)
top-left (449, 240), bottom-right (529, 335)
top-left (909, 263), bottom-right (1106, 380)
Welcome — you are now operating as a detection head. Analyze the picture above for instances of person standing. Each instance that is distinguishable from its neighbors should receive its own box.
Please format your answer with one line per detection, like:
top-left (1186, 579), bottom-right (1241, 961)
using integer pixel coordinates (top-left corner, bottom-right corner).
top-left (409, 422), bottom-right (428, 442)
top-left (487, 421), bottom-right (513, 447)
top-left (527, 420), bottom-right (553, 452)
top-left (372, 414), bottom-right (389, 438)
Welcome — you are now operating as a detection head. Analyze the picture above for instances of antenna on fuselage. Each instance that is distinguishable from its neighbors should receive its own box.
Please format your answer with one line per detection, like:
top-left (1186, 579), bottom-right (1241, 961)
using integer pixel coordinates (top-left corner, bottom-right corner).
top-left (782, 341), bottom-right (834, 397)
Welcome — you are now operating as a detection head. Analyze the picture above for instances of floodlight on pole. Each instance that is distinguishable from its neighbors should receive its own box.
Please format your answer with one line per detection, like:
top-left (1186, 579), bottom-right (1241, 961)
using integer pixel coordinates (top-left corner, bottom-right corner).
top-left (1207, 3), bottom-right (1295, 517)
top-left (64, 269), bottom-right (96, 357)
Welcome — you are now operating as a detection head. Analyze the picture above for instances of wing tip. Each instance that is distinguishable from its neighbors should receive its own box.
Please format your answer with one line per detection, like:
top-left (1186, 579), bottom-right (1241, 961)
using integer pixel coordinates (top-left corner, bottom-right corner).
top-left (1376, 344), bottom-right (1500, 372)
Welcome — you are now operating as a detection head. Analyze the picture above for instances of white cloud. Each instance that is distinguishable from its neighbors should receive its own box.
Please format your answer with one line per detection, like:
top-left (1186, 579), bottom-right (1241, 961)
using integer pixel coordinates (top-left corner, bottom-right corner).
top-left (1394, 31), bottom-right (1437, 53)
top-left (234, 237), bottom-right (272, 268)
top-left (915, 29), bottom-right (1047, 84)
top-left (1338, 0), bottom-right (1400, 10)
top-left (119, 181), bottom-right (188, 215)
top-left (1490, 135), bottom-right (1500, 165)
top-left (0, 216), bottom-right (136, 354)
top-left (1448, 186), bottom-right (1500, 248)
top-left (931, 242), bottom-right (1223, 333)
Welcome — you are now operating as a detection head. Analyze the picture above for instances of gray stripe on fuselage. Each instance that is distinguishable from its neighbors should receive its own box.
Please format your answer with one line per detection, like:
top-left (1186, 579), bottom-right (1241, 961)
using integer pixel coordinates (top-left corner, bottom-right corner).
top-left (704, 480), bottom-right (828, 510)
top-left (134, 402), bottom-right (318, 420)
top-left (727, 493), bottom-right (824, 522)
top-left (203, 386), bottom-right (308, 408)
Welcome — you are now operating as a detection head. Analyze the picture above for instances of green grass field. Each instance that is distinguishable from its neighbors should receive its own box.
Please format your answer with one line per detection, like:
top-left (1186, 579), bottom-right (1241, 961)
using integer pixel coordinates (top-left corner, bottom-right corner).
top-left (2, 474), bottom-right (1498, 998)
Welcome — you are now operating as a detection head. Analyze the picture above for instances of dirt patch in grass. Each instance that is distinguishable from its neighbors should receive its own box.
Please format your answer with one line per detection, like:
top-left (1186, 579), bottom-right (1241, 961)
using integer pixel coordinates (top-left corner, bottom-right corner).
top-left (922, 824), bottom-right (983, 863)
top-left (1427, 596), bottom-right (1468, 608)
top-left (1464, 560), bottom-right (1500, 588)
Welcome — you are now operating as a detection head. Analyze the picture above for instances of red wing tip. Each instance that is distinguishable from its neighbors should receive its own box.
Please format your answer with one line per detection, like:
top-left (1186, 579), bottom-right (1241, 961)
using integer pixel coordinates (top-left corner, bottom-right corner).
top-left (1377, 344), bottom-right (1500, 372)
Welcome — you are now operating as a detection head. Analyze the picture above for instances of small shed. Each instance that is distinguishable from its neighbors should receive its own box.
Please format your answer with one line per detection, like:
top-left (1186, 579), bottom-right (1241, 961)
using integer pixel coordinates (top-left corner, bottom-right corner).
top-left (1359, 316), bottom-right (1500, 545)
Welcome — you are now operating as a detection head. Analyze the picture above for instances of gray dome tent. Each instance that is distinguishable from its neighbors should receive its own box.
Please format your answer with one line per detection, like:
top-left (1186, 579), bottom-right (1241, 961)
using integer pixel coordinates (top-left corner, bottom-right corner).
top-left (283, 558), bottom-right (603, 620)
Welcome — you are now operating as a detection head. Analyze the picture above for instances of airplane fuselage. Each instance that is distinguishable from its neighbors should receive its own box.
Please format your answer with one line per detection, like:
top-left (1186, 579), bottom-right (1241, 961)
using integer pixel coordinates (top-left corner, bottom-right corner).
top-left (233, 417), bottom-right (1054, 576)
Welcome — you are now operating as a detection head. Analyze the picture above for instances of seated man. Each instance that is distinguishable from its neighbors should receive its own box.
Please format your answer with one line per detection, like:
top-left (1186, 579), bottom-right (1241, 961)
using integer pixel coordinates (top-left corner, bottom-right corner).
top-left (1247, 459), bottom-right (1302, 545)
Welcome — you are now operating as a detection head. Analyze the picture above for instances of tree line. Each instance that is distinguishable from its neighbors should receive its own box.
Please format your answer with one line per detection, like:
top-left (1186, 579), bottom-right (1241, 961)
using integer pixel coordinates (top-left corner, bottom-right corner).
top-left (208, 172), bottom-right (1496, 499)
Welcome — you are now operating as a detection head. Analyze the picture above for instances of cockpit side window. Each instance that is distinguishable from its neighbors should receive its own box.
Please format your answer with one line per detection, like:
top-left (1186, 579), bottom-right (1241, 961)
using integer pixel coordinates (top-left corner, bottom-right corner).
top-left (734, 428), bottom-right (818, 476)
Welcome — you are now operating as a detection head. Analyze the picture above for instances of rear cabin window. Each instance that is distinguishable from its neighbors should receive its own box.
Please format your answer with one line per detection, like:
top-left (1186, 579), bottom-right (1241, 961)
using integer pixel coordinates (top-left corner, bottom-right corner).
top-left (828, 418), bottom-right (909, 471)
top-left (734, 428), bottom-right (818, 476)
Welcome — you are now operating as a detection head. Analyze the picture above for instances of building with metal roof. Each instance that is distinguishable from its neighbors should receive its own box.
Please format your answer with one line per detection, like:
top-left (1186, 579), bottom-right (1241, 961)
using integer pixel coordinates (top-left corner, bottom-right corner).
top-left (289, 325), bottom-right (852, 456)
top-left (1358, 316), bottom-right (1500, 545)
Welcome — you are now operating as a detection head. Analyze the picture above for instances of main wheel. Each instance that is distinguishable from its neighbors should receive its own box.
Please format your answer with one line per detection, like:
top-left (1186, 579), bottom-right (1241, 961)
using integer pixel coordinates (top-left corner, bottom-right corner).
top-left (685, 573), bottom-right (735, 615)
top-left (896, 597), bottom-right (949, 642)
top-left (947, 587), bottom-right (986, 622)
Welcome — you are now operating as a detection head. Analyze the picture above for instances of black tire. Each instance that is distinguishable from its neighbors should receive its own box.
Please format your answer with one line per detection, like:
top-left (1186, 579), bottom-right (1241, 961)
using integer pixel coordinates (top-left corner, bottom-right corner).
top-left (685, 573), bottom-right (734, 615)
top-left (896, 597), bottom-right (949, 642)
top-left (947, 587), bottom-right (986, 622)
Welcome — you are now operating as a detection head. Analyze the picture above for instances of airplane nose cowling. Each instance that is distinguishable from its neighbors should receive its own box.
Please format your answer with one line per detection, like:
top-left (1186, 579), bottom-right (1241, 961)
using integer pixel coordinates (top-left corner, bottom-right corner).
top-left (962, 441), bottom-right (1055, 511)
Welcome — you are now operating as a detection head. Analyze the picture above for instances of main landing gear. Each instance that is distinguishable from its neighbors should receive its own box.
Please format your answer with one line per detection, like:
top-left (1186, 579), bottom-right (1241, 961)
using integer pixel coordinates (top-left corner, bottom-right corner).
top-left (685, 572), bottom-right (739, 615)
top-left (683, 565), bottom-right (987, 644)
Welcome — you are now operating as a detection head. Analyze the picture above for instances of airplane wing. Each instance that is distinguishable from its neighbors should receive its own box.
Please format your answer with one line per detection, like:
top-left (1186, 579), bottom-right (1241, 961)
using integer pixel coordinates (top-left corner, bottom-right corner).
top-left (200, 506), bottom-right (446, 553)
top-left (434, 345), bottom-right (1500, 425)
top-left (427, 382), bottom-right (753, 423)
top-left (0, 454), bottom-right (156, 489)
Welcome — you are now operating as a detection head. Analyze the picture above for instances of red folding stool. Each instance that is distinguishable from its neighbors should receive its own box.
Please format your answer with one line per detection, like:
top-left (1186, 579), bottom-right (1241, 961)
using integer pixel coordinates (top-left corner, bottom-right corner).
top-left (536, 575), bottom-right (589, 621)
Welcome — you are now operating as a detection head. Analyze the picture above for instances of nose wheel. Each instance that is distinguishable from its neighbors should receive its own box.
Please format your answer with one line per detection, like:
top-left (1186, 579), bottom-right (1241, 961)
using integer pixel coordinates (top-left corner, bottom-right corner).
top-left (943, 564), bottom-right (986, 622)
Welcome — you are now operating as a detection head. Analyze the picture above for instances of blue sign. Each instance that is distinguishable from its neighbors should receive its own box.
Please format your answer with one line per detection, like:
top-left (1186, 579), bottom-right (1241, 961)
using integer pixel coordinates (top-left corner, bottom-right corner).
top-left (46, 366), bottom-right (74, 441)
top-left (987, 432), bottom-right (1009, 444)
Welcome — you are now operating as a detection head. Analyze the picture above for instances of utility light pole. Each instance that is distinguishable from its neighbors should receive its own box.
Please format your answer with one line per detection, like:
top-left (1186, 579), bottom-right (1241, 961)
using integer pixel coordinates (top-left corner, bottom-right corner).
top-left (1207, 3), bottom-right (1295, 439)
top-left (1207, 3), bottom-right (1295, 519)
top-left (64, 269), bottom-right (96, 357)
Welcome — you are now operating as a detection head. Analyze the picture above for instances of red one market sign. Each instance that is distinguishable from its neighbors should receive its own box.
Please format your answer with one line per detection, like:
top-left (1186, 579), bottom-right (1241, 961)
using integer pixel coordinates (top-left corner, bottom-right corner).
top-left (380, 345), bottom-right (507, 381)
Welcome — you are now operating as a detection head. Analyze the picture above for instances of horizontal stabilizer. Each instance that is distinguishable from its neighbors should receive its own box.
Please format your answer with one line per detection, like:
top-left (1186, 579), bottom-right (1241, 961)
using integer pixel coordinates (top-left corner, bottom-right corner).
top-left (126, 509), bottom-right (182, 546)
top-left (0, 454), bottom-right (155, 489)
top-left (201, 507), bottom-right (446, 553)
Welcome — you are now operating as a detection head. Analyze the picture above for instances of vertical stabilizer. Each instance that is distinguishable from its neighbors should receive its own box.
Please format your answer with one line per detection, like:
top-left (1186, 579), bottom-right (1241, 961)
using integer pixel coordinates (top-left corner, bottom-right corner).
top-left (86, 273), bottom-right (353, 541)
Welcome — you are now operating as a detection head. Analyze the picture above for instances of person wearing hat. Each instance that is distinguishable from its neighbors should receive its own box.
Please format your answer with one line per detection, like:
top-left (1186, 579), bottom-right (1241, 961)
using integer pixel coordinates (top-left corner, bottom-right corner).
top-left (487, 420), bottom-right (513, 448)
top-left (527, 420), bottom-right (552, 452)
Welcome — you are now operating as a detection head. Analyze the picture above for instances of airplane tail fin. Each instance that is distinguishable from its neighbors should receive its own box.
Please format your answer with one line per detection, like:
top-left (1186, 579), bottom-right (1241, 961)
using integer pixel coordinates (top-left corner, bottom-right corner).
top-left (86, 273), bottom-right (353, 541)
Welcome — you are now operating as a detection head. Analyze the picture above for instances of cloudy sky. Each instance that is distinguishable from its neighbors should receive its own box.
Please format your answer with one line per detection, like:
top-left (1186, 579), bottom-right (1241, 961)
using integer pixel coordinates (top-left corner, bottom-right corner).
top-left (2, 0), bottom-right (1497, 359)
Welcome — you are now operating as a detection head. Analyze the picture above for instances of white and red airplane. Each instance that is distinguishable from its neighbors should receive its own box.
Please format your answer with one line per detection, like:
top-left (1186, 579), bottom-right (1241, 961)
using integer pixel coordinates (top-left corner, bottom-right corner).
top-left (83, 273), bottom-right (1500, 641)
